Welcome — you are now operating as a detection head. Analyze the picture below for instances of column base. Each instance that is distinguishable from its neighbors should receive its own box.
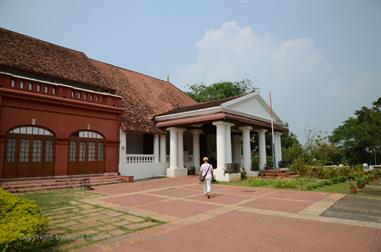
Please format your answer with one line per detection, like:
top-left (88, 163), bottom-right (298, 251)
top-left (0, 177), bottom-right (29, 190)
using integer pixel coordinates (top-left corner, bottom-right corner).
top-left (246, 171), bottom-right (259, 177)
top-left (166, 168), bottom-right (188, 177)
top-left (215, 168), bottom-right (241, 182)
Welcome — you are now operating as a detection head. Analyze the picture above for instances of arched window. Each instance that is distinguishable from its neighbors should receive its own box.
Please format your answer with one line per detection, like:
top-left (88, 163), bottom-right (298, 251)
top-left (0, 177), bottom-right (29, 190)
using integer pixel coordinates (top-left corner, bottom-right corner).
top-left (68, 130), bottom-right (105, 175)
top-left (4, 126), bottom-right (55, 178)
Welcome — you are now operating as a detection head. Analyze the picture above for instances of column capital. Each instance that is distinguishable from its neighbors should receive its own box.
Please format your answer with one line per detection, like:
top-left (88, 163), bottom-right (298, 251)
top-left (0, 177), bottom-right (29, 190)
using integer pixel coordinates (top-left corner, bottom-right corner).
top-left (177, 128), bottom-right (187, 134)
top-left (167, 127), bottom-right (186, 133)
top-left (239, 126), bottom-right (253, 132)
top-left (275, 131), bottom-right (283, 136)
top-left (167, 127), bottom-right (178, 132)
top-left (254, 129), bottom-right (268, 134)
top-left (212, 121), bottom-right (234, 128)
top-left (190, 129), bottom-right (203, 135)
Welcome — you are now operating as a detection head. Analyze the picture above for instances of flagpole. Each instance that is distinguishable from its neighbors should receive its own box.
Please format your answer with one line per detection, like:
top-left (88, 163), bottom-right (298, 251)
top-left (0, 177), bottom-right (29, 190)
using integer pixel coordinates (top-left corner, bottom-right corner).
top-left (269, 92), bottom-right (276, 170)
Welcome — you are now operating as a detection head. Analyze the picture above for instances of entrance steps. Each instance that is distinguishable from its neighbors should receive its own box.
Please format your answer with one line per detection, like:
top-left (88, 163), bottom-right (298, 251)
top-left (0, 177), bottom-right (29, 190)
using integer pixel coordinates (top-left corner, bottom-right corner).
top-left (258, 169), bottom-right (297, 178)
top-left (0, 173), bottom-right (122, 193)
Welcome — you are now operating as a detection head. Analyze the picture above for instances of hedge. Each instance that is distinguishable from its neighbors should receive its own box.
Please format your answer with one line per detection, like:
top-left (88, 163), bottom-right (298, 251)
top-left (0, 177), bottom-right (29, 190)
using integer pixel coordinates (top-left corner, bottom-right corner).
top-left (0, 188), bottom-right (48, 251)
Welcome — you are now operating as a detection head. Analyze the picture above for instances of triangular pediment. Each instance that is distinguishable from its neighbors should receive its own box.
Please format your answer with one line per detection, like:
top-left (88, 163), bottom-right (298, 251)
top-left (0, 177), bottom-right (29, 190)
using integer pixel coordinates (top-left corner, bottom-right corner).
top-left (222, 92), bottom-right (282, 123)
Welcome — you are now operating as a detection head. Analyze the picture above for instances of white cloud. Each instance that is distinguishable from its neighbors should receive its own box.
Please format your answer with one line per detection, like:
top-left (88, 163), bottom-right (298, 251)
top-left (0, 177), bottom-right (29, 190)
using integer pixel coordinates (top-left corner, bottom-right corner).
top-left (173, 21), bottom-right (381, 143)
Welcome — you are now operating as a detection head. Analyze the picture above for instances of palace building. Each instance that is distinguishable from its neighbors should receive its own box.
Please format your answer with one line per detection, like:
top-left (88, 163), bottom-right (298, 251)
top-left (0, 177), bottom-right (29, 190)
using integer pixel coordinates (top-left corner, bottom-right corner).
top-left (0, 28), bottom-right (287, 182)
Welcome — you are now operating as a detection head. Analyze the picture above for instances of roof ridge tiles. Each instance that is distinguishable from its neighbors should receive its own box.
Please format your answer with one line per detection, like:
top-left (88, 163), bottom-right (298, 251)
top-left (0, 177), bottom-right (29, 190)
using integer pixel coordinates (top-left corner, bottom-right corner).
top-left (0, 27), bottom-right (85, 55)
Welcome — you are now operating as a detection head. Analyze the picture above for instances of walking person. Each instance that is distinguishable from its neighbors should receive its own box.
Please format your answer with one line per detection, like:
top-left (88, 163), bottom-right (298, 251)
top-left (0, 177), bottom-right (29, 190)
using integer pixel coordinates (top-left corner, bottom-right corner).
top-left (199, 157), bottom-right (213, 199)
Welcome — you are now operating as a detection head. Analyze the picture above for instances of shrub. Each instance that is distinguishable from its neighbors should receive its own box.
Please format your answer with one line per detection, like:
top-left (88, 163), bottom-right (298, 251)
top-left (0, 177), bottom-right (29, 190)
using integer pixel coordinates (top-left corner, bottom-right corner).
top-left (247, 178), bottom-right (274, 187)
top-left (273, 179), bottom-right (298, 189)
top-left (306, 182), bottom-right (321, 190)
top-left (290, 159), bottom-right (313, 177)
top-left (337, 176), bottom-right (347, 183)
top-left (330, 177), bottom-right (340, 184)
top-left (356, 177), bottom-right (365, 188)
top-left (0, 188), bottom-right (48, 251)
top-left (320, 179), bottom-right (333, 186)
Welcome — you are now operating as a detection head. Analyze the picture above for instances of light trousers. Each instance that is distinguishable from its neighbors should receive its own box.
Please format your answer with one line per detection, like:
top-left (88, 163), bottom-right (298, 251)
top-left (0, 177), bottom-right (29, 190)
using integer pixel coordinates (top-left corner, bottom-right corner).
top-left (203, 178), bottom-right (212, 194)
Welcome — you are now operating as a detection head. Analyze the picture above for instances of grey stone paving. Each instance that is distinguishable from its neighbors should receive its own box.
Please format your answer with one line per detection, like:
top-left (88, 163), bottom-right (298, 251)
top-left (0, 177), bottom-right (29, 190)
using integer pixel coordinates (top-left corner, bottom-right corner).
top-left (321, 179), bottom-right (381, 223)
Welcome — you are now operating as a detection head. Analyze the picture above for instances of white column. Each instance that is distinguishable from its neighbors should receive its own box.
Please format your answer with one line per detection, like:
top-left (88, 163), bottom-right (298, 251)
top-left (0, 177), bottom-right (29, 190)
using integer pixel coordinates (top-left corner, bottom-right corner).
top-left (190, 129), bottom-right (202, 174)
top-left (118, 128), bottom-right (127, 175)
top-left (256, 129), bottom-right (267, 170)
top-left (160, 134), bottom-right (167, 163)
top-left (225, 123), bottom-right (233, 164)
top-left (153, 134), bottom-right (159, 163)
top-left (213, 121), bottom-right (226, 172)
top-left (232, 134), bottom-right (242, 164)
top-left (213, 121), bottom-right (237, 182)
top-left (168, 127), bottom-right (178, 170)
top-left (240, 126), bottom-right (253, 174)
top-left (166, 127), bottom-right (188, 177)
top-left (177, 128), bottom-right (186, 169)
top-left (274, 132), bottom-right (282, 168)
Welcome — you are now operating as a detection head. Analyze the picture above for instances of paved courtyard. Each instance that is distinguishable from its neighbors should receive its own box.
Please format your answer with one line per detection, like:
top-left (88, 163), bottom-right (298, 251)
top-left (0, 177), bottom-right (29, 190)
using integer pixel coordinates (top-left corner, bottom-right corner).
top-left (75, 177), bottom-right (381, 252)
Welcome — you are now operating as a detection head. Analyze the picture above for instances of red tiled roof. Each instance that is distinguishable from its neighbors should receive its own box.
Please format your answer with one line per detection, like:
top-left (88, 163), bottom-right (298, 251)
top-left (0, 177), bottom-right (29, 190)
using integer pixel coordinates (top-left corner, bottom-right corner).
top-left (90, 59), bottom-right (197, 133)
top-left (0, 27), bottom-right (115, 92)
top-left (156, 95), bottom-right (242, 117)
top-left (0, 27), bottom-right (197, 134)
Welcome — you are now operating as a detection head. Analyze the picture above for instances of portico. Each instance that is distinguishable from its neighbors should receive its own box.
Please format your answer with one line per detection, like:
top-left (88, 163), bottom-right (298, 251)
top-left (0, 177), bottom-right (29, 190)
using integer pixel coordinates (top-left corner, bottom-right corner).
top-left (154, 91), bottom-right (288, 182)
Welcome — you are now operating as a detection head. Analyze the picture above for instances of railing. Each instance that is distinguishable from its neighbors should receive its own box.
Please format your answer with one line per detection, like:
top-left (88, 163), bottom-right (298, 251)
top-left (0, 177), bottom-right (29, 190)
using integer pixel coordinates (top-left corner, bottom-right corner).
top-left (126, 154), bottom-right (155, 163)
top-left (185, 155), bottom-right (193, 163)
top-left (166, 154), bottom-right (194, 167)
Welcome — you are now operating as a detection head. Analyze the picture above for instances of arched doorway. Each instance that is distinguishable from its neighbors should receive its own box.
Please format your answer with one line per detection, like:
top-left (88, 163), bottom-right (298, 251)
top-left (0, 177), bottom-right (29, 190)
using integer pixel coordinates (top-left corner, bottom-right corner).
top-left (68, 130), bottom-right (105, 175)
top-left (4, 126), bottom-right (55, 178)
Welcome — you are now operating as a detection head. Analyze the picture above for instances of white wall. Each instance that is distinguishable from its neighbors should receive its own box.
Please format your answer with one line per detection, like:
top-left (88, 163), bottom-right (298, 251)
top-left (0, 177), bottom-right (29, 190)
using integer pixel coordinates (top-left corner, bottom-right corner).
top-left (119, 162), bottom-right (168, 180)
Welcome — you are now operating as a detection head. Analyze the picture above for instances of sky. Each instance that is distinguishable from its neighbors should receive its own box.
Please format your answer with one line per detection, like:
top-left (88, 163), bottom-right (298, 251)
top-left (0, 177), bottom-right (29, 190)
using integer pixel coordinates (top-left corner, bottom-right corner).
top-left (0, 0), bottom-right (380, 143)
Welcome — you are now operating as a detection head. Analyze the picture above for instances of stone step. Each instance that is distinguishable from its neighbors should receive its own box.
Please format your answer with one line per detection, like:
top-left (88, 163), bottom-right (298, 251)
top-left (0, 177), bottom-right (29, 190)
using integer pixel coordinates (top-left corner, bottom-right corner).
top-left (0, 175), bottom-right (122, 193)
top-left (0, 174), bottom-right (120, 185)
top-left (2, 177), bottom-right (121, 189)
top-left (7, 179), bottom-right (122, 193)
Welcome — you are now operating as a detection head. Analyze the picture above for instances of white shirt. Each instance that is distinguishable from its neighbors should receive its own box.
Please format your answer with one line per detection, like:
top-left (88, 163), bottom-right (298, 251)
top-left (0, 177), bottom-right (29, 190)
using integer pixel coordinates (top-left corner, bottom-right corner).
top-left (200, 163), bottom-right (213, 179)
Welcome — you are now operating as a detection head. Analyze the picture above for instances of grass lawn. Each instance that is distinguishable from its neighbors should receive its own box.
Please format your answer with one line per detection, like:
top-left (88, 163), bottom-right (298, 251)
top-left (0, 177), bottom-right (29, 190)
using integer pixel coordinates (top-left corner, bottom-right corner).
top-left (21, 189), bottom-right (164, 251)
top-left (221, 177), bottom-right (351, 194)
top-left (312, 182), bottom-right (350, 194)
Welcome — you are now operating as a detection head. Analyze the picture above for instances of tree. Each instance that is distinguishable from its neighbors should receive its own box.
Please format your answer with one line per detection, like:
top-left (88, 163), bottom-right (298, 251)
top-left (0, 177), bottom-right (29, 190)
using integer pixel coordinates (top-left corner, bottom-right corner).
top-left (281, 132), bottom-right (304, 164)
top-left (187, 79), bottom-right (254, 102)
top-left (330, 97), bottom-right (381, 165)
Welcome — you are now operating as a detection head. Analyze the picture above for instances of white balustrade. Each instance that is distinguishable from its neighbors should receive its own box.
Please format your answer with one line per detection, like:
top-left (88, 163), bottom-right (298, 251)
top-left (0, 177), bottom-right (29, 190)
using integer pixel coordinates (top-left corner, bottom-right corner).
top-left (126, 154), bottom-right (156, 163)
top-left (185, 154), bottom-right (193, 163)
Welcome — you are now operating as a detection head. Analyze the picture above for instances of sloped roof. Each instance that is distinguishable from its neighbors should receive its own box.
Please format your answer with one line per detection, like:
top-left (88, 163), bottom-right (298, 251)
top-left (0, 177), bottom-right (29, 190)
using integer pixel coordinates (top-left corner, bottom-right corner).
top-left (0, 27), bottom-right (197, 134)
top-left (90, 59), bottom-right (197, 133)
top-left (0, 27), bottom-right (114, 92)
top-left (157, 95), bottom-right (242, 116)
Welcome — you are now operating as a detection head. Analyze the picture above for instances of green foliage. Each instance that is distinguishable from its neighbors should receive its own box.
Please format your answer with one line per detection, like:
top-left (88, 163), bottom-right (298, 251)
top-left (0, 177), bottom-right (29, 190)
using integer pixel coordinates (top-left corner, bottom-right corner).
top-left (290, 158), bottom-right (312, 177)
top-left (273, 179), bottom-right (298, 189)
top-left (306, 181), bottom-right (322, 190)
top-left (282, 133), bottom-right (304, 164)
top-left (356, 177), bottom-right (365, 187)
top-left (0, 188), bottom-right (48, 251)
top-left (186, 79), bottom-right (254, 102)
top-left (309, 143), bottom-right (343, 165)
top-left (330, 97), bottom-right (381, 164)
top-left (348, 181), bottom-right (356, 189)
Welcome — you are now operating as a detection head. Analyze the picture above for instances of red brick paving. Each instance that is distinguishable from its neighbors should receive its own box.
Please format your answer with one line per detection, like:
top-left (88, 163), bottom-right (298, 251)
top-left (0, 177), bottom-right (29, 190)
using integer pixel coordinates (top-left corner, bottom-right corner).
top-left (241, 197), bottom-right (314, 213)
top-left (76, 177), bottom-right (381, 252)
top-left (122, 211), bottom-right (381, 252)
top-left (266, 190), bottom-right (326, 201)
top-left (148, 188), bottom-right (200, 198)
top-left (101, 194), bottom-right (167, 207)
top-left (188, 192), bottom-right (251, 204)
top-left (136, 199), bottom-right (219, 218)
